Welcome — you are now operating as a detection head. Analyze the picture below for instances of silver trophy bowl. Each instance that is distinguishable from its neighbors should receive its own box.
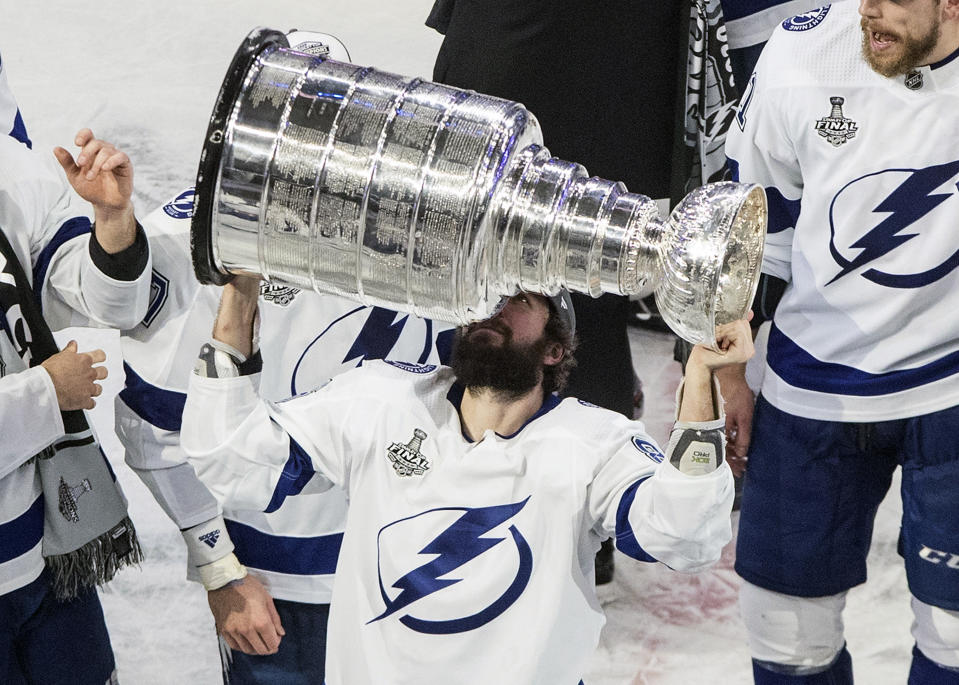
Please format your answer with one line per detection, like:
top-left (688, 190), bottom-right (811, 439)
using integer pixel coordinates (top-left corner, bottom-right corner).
top-left (192, 29), bottom-right (766, 346)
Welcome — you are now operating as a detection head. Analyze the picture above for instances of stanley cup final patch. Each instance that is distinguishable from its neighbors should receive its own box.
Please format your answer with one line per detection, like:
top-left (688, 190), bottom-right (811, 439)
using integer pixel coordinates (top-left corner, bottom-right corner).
top-left (815, 97), bottom-right (859, 147)
top-left (387, 429), bottom-right (431, 477)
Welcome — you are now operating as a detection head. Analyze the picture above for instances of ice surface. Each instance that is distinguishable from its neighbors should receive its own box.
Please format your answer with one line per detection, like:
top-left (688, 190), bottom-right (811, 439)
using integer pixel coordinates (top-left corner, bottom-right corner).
top-left (0, 2), bottom-right (911, 682)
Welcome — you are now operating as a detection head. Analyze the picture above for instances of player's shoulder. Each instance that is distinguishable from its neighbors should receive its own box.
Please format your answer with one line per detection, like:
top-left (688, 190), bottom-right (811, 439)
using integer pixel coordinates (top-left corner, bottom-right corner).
top-left (759, 3), bottom-right (858, 77)
top-left (547, 396), bottom-right (637, 440)
top-left (340, 359), bottom-right (450, 395)
top-left (770, 3), bottom-right (851, 42)
top-left (541, 397), bottom-right (667, 465)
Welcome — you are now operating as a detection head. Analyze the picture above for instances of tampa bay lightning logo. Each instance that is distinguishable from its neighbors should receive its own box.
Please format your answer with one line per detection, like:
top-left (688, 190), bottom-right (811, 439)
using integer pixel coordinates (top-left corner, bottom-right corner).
top-left (828, 160), bottom-right (959, 288)
top-left (370, 498), bottom-right (533, 634)
top-left (782, 7), bottom-right (830, 32)
top-left (162, 188), bottom-right (195, 219)
top-left (631, 437), bottom-right (665, 463)
top-left (289, 306), bottom-right (453, 395)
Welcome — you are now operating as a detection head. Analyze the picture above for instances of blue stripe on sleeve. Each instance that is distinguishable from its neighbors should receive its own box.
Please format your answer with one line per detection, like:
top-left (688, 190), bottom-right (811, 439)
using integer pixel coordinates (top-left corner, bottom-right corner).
top-left (727, 158), bottom-right (800, 234)
top-left (0, 496), bottom-right (44, 564)
top-left (118, 362), bottom-right (187, 432)
top-left (10, 109), bottom-right (31, 148)
top-left (764, 186), bottom-right (801, 234)
top-left (264, 436), bottom-right (317, 514)
top-left (768, 324), bottom-right (959, 395)
top-left (614, 477), bottom-right (657, 562)
top-left (32, 216), bottom-right (93, 302)
top-left (225, 518), bottom-right (342, 576)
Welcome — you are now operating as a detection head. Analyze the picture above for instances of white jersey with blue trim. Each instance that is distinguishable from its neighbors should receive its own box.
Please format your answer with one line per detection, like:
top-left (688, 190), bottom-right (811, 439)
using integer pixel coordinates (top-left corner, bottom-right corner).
top-left (117, 189), bottom-right (454, 602)
top-left (182, 361), bottom-right (733, 684)
top-left (0, 138), bottom-right (151, 595)
top-left (726, 1), bottom-right (959, 421)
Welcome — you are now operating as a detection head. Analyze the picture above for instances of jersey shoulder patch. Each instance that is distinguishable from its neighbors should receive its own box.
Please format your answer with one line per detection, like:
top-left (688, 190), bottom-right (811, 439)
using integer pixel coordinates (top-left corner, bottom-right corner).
top-left (782, 6), bottom-right (831, 33)
top-left (162, 188), bottom-right (196, 219)
top-left (631, 436), bottom-right (665, 464)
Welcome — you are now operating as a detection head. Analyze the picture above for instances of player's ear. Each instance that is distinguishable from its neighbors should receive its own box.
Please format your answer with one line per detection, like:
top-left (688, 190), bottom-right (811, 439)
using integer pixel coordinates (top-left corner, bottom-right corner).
top-left (542, 341), bottom-right (564, 367)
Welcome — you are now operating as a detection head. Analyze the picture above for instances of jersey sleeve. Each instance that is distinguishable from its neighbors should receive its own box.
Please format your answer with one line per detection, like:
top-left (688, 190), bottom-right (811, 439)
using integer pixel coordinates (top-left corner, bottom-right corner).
top-left (724, 32), bottom-right (801, 284)
top-left (590, 420), bottom-right (734, 573)
top-left (0, 366), bottom-right (63, 476)
top-left (114, 191), bottom-right (236, 570)
top-left (181, 364), bottom-right (368, 513)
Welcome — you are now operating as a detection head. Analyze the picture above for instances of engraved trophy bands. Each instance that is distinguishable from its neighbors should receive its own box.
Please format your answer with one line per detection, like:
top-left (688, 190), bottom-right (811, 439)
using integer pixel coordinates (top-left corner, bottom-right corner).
top-left (192, 29), bottom-right (767, 345)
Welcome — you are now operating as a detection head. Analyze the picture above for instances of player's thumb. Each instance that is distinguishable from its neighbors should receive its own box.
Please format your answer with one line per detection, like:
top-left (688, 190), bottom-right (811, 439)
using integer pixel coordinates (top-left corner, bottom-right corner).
top-left (52, 147), bottom-right (79, 178)
top-left (64, 339), bottom-right (78, 353)
top-left (268, 600), bottom-right (285, 636)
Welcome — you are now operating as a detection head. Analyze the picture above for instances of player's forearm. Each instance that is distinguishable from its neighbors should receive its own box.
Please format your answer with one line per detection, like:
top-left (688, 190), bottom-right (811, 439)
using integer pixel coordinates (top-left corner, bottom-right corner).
top-left (92, 202), bottom-right (137, 253)
top-left (677, 360), bottom-right (719, 422)
top-left (212, 280), bottom-right (260, 358)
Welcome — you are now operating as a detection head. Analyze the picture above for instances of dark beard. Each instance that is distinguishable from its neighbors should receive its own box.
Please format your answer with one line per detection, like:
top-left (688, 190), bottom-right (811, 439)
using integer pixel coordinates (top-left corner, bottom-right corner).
top-left (450, 324), bottom-right (547, 400)
top-left (861, 18), bottom-right (940, 77)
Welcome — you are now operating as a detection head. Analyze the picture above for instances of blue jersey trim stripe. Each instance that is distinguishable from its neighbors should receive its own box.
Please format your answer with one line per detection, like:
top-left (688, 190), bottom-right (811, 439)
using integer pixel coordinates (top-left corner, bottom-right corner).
top-left (0, 496), bottom-right (44, 564)
top-left (614, 477), bottom-right (657, 562)
top-left (119, 362), bottom-right (186, 432)
top-left (727, 158), bottom-right (799, 234)
top-left (9, 109), bottom-right (31, 148)
top-left (930, 45), bottom-right (959, 70)
top-left (224, 518), bottom-right (342, 576)
top-left (32, 216), bottom-right (93, 302)
top-left (768, 324), bottom-right (959, 395)
top-left (264, 435), bottom-right (317, 514)
top-left (763, 186), bottom-right (801, 234)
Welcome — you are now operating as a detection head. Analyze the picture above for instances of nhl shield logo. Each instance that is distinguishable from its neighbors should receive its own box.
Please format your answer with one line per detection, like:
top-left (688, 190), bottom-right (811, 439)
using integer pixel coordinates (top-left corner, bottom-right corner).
top-left (387, 429), bottom-right (430, 477)
top-left (904, 70), bottom-right (924, 90)
top-left (815, 97), bottom-right (858, 147)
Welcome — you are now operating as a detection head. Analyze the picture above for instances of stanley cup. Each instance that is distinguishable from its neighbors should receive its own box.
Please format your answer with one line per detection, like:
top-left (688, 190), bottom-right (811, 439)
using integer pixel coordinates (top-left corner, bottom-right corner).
top-left (191, 29), bottom-right (767, 346)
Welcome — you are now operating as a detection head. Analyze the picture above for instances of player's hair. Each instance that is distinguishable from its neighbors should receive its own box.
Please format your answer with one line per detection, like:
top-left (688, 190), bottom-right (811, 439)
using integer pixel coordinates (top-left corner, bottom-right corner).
top-left (542, 302), bottom-right (578, 394)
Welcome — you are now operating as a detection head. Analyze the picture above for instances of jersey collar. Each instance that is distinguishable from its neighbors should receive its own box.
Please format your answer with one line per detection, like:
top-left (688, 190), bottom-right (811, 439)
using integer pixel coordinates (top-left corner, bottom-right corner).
top-left (446, 382), bottom-right (562, 442)
top-left (904, 44), bottom-right (959, 91)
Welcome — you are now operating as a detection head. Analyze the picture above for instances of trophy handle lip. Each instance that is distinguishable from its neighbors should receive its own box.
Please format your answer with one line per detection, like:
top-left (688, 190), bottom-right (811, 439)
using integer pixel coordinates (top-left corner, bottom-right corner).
top-left (191, 27), bottom-right (290, 286)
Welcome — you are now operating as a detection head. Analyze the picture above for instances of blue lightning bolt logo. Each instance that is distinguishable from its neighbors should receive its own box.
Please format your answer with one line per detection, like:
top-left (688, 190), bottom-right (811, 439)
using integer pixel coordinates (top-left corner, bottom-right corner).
top-left (371, 498), bottom-right (533, 634)
top-left (342, 307), bottom-right (408, 365)
top-left (828, 161), bottom-right (959, 286)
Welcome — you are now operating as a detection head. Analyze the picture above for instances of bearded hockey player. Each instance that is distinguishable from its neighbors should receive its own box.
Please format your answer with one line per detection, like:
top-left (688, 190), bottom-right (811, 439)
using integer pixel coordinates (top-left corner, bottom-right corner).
top-left (182, 272), bottom-right (752, 685)
top-left (720, 1), bottom-right (959, 682)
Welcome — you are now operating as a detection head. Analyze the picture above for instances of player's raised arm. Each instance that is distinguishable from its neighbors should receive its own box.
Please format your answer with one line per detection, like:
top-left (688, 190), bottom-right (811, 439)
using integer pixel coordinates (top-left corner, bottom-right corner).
top-left (668, 318), bottom-right (754, 476)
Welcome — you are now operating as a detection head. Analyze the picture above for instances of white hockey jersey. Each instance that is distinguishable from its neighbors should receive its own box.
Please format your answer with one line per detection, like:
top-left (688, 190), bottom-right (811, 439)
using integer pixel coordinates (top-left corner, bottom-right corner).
top-left (726, 2), bottom-right (959, 421)
top-left (0, 137), bottom-right (151, 595)
top-left (117, 189), bottom-right (454, 602)
top-left (183, 361), bottom-right (734, 685)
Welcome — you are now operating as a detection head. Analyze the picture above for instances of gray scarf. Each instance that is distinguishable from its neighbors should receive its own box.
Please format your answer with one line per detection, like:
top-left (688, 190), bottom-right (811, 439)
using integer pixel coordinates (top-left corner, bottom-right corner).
top-left (0, 225), bottom-right (142, 600)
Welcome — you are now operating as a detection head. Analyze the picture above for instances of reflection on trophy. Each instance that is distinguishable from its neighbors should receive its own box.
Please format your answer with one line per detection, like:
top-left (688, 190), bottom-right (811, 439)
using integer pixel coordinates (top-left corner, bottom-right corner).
top-left (191, 29), bottom-right (766, 346)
